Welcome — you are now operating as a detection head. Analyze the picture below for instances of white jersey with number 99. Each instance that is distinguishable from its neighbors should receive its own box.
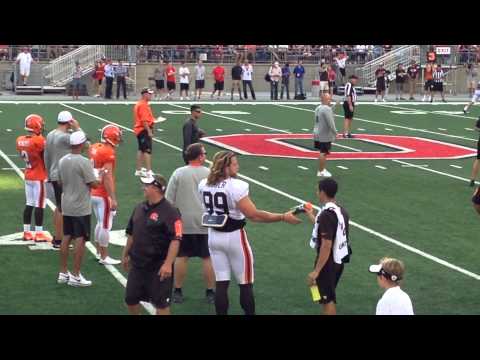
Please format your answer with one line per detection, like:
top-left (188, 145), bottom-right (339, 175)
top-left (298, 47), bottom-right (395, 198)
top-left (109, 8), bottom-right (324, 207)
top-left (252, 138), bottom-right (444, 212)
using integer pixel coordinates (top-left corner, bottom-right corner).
top-left (198, 178), bottom-right (249, 221)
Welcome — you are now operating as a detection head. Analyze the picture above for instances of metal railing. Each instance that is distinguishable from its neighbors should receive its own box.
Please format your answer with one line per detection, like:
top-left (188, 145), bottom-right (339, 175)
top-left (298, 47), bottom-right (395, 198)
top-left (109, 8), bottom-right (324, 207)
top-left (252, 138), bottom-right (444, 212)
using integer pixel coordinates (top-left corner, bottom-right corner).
top-left (358, 45), bottom-right (421, 86)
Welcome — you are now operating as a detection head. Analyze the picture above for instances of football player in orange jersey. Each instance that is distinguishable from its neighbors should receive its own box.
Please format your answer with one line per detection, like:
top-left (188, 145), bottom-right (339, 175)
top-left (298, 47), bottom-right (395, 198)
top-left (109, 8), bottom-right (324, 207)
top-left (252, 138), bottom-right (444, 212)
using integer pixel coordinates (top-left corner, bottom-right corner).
top-left (16, 114), bottom-right (53, 242)
top-left (89, 125), bottom-right (123, 265)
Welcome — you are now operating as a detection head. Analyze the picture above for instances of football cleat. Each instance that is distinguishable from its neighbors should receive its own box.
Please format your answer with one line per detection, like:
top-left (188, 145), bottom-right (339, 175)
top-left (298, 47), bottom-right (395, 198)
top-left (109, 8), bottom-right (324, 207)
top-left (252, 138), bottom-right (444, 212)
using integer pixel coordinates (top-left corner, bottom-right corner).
top-left (57, 271), bottom-right (71, 284)
top-left (35, 231), bottom-right (53, 243)
top-left (98, 256), bottom-right (121, 266)
top-left (24, 114), bottom-right (44, 135)
top-left (101, 125), bottom-right (123, 146)
top-left (67, 273), bottom-right (92, 287)
top-left (23, 231), bottom-right (35, 241)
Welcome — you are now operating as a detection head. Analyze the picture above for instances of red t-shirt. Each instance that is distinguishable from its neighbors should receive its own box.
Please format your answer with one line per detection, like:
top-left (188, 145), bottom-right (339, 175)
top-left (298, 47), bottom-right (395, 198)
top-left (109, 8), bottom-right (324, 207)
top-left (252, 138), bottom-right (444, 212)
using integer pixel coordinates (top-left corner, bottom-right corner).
top-left (213, 66), bottom-right (225, 82)
top-left (166, 65), bottom-right (176, 83)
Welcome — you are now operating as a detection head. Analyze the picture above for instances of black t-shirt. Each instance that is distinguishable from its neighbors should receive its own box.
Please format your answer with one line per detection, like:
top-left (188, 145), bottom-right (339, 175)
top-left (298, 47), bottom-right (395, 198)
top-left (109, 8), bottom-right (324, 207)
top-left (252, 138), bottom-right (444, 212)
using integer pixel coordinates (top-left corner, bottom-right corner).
top-left (395, 69), bottom-right (406, 83)
top-left (375, 68), bottom-right (386, 81)
top-left (316, 206), bottom-right (350, 260)
top-left (319, 68), bottom-right (329, 81)
top-left (182, 118), bottom-right (200, 152)
top-left (407, 65), bottom-right (419, 79)
top-left (126, 198), bottom-right (182, 269)
top-left (231, 65), bottom-right (243, 80)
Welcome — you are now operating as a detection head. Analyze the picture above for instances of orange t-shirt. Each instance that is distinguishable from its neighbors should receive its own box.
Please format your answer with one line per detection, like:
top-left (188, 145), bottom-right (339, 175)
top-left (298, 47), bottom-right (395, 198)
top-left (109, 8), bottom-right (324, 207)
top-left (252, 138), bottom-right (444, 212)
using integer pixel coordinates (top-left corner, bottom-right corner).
top-left (424, 67), bottom-right (433, 81)
top-left (95, 63), bottom-right (105, 80)
top-left (16, 134), bottom-right (47, 181)
top-left (133, 99), bottom-right (155, 136)
top-left (89, 142), bottom-right (116, 198)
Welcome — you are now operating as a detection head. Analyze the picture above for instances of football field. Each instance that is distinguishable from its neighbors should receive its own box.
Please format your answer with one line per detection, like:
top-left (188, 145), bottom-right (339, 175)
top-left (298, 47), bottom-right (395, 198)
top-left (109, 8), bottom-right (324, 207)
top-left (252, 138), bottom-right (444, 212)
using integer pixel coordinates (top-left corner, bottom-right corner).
top-left (0, 100), bottom-right (479, 315)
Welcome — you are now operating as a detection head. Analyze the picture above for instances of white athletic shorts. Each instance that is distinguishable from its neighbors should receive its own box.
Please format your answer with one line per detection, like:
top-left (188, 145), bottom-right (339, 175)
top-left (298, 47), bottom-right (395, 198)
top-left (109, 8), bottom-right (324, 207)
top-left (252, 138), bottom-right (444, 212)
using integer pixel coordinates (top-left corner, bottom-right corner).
top-left (208, 228), bottom-right (254, 284)
top-left (91, 195), bottom-right (114, 230)
top-left (319, 81), bottom-right (329, 91)
top-left (20, 64), bottom-right (30, 77)
top-left (25, 180), bottom-right (46, 208)
top-left (472, 89), bottom-right (480, 103)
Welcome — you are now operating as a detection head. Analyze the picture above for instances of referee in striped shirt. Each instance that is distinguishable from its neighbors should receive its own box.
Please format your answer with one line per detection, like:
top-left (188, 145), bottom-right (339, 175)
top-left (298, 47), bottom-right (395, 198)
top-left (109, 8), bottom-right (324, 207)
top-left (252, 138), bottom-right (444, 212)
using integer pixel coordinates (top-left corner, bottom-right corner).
top-left (431, 64), bottom-right (446, 103)
top-left (342, 75), bottom-right (358, 138)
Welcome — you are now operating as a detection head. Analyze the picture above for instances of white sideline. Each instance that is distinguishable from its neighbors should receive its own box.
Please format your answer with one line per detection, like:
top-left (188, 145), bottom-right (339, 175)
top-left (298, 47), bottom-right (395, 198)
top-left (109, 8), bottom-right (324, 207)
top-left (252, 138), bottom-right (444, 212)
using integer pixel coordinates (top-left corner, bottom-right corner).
top-left (58, 103), bottom-right (480, 281)
top-left (0, 148), bottom-right (156, 315)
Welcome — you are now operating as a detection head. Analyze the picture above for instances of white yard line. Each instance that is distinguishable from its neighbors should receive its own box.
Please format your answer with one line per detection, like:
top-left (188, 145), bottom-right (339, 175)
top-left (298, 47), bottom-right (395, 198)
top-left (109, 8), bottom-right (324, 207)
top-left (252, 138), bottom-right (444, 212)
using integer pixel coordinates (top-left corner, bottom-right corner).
top-left (0, 147), bottom-right (156, 315)
top-left (375, 165), bottom-right (387, 170)
top-left (297, 166), bottom-right (309, 170)
top-left (377, 103), bottom-right (477, 122)
top-left (58, 103), bottom-right (480, 281)
top-left (450, 165), bottom-right (463, 169)
top-left (336, 165), bottom-right (349, 170)
top-left (332, 143), bottom-right (362, 152)
top-left (258, 166), bottom-right (269, 171)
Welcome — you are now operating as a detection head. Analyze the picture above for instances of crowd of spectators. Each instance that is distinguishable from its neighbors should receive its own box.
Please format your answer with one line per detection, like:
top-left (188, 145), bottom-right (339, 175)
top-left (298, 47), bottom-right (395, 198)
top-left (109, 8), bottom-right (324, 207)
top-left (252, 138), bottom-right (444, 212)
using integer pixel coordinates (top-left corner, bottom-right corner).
top-left (0, 45), bottom-right (80, 61)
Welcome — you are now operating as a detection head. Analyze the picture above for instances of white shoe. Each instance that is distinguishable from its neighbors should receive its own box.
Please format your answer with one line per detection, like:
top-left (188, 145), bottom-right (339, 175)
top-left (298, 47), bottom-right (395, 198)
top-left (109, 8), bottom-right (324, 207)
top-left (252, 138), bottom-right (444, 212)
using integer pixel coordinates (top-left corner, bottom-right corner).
top-left (67, 273), bottom-right (92, 287)
top-left (57, 271), bottom-right (71, 284)
top-left (382, 98), bottom-right (387, 102)
top-left (317, 169), bottom-right (332, 177)
top-left (134, 170), bottom-right (145, 177)
top-left (422, 96), bottom-right (426, 102)
top-left (180, 97), bottom-right (184, 100)
top-left (374, 99), bottom-right (378, 103)
top-left (95, 253), bottom-right (101, 260)
top-left (146, 170), bottom-right (154, 177)
top-left (99, 256), bottom-right (121, 265)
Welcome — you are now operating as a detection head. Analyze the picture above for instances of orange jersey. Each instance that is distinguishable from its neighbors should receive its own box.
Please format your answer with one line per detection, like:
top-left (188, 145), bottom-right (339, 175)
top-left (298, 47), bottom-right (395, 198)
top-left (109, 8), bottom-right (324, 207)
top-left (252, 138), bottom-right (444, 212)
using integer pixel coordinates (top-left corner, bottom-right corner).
top-left (89, 142), bottom-right (116, 198)
top-left (424, 67), bottom-right (433, 81)
top-left (16, 134), bottom-right (47, 181)
top-left (133, 99), bottom-right (155, 136)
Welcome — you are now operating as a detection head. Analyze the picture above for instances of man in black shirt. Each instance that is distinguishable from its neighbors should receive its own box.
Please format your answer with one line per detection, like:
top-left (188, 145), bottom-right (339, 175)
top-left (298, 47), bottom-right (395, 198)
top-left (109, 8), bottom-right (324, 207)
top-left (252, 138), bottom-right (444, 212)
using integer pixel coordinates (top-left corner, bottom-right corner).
top-left (407, 60), bottom-right (419, 100)
top-left (305, 178), bottom-right (351, 315)
top-left (231, 62), bottom-right (243, 101)
top-left (122, 175), bottom-right (183, 315)
top-left (395, 64), bottom-right (406, 101)
top-left (375, 64), bottom-right (387, 102)
top-left (182, 105), bottom-right (205, 164)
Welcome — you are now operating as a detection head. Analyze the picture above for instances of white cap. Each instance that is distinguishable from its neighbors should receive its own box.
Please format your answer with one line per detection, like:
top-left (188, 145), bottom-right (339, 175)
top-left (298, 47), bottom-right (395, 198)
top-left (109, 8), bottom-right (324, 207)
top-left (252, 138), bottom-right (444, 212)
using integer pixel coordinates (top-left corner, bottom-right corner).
top-left (58, 110), bottom-right (74, 124)
top-left (274, 61), bottom-right (279, 66)
top-left (369, 264), bottom-right (382, 274)
top-left (70, 131), bottom-right (87, 146)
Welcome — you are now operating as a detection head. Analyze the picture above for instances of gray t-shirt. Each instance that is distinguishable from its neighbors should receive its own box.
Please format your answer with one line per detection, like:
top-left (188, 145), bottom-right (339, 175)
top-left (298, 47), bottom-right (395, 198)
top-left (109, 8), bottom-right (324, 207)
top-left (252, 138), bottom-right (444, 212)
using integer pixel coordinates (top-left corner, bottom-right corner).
top-left (45, 129), bottom-right (72, 181)
top-left (58, 153), bottom-right (96, 217)
top-left (195, 65), bottom-right (205, 81)
top-left (314, 104), bottom-right (337, 142)
top-left (165, 165), bottom-right (210, 234)
top-left (154, 66), bottom-right (165, 81)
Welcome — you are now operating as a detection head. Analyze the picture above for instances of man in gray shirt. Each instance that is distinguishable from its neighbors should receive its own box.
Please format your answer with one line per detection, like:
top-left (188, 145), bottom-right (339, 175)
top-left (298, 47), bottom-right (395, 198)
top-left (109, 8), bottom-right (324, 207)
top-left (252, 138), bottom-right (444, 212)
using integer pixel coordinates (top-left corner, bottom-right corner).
top-left (194, 59), bottom-right (206, 100)
top-left (183, 104), bottom-right (205, 164)
top-left (314, 93), bottom-right (337, 178)
top-left (44, 110), bottom-right (82, 248)
top-left (165, 143), bottom-right (215, 304)
top-left (115, 60), bottom-right (128, 100)
top-left (57, 131), bottom-right (98, 287)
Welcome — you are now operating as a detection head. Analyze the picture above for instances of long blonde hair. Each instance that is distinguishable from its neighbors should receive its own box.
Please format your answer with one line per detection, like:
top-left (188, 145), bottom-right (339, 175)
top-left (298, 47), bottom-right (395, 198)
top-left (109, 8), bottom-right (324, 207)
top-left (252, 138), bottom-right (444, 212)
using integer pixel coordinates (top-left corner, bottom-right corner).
top-left (207, 151), bottom-right (236, 185)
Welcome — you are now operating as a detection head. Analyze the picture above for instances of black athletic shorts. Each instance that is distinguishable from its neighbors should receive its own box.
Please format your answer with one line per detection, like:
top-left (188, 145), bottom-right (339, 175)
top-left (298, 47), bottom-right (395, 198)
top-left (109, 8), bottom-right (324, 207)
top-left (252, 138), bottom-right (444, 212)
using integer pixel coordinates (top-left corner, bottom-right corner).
top-left (178, 234), bottom-right (210, 258)
top-left (155, 80), bottom-right (165, 90)
top-left (214, 81), bottom-right (224, 91)
top-left (343, 101), bottom-right (354, 119)
top-left (180, 83), bottom-right (189, 91)
top-left (50, 181), bottom-right (62, 210)
top-left (167, 81), bottom-right (176, 91)
top-left (314, 256), bottom-right (344, 304)
top-left (195, 80), bottom-right (205, 89)
top-left (339, 68), bottom-right (346, 77)
top-left (433, 82), bottom-right (443, 92)
top-left (137, 129), bottom-right (152, 154)
top-left (473, 187), bottom-right (480, 205)
top-left (314, 141), bottom-right (332, 155)
top-left (125, 263), bottom-right (173, 309)
top-left (424, 80), bottom-right (434, 91)
top-left (376, 78), bottom-right (386, 92)
top-left (63, 215), bottom-right (91, 241)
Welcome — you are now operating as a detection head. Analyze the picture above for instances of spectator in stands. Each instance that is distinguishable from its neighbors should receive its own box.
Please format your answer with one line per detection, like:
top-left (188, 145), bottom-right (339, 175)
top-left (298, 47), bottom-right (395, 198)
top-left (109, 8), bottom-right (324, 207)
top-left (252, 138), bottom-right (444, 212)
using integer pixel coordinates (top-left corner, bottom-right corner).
top-left (269, 61), bottom-right (282, 101)
top-left (242, 60), bottom-right (255, 100)
top-left (104, 59), bottom-right (114, 99)
top-left (407, 60), bottom-right (419, 100)
top-left (466, 63), bottom-right (478, 98)
top-left (355, 45), bottom-right (367, 64)
top-left (422, 63), bottom-right (434, 102)
top-left (165, 61), bottom-right (176, 100)
top-left (231, 61), bottom-right (243, 101)
top-left (383, 45), bottom-right (392, 53)
top-left (334, 53), bottom-right (347, 85)
top-left (426, 46), bottom-right (436, 64)
top-left (328, 65), bottom-right (336, 97)
top-left (16, 47), bottom-right (35, 86)
top-left (153, 59), bottom-right (166, 100)
top-left (93, 59), bottom-right (105, 98)
top-left (178, 61), bottom-right (190, 100)
top-left (319, 62), bottom-right (329, 95)
top-left (375, 63), bottom-right (387, 102)
top-left (71, 61), bottom-right (82, 100)
top-left (280, 62), bottom-right (291, 100)
top-left (115, 60), bottom-right (128, 100)
top-left (394, 63), bottom-right (407, 101)
top-left (213, 45), bottom-right (223, 63)
top-left (293, 60), bottom-right (305, 98)
top-left (194, 59), bottom-right (206, 101)
top-left (211, 62), bottom-right (225, 100)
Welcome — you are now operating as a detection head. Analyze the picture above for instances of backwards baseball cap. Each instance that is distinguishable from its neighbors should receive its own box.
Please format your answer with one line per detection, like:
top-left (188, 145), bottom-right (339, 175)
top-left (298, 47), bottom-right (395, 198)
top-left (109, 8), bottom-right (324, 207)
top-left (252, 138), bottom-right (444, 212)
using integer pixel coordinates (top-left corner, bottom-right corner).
top-left (141, 87), bottom-right (154, 95)
top-left (70, 131), bottom-right (87, 146)
top-left (140, 174), bottom-right (166, 192)
top-left (369, 257), bottom-right (404, 282)
top-left (58, 110), bottom-right (75, 124)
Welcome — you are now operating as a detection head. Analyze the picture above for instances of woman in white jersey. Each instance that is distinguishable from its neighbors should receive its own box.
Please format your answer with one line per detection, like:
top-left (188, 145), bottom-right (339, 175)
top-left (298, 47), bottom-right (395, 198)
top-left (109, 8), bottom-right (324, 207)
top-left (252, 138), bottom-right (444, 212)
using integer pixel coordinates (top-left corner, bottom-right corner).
top-left (198, 151), bottom-right (301, 315)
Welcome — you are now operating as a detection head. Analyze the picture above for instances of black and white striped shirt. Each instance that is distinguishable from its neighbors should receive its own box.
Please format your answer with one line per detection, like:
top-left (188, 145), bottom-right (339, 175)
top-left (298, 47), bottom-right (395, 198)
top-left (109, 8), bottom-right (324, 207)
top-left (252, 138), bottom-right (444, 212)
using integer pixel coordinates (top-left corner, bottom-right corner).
top-left (433, 69), bottom-right (445, 83)
top-left (344, 82), bottom-right (357, 104)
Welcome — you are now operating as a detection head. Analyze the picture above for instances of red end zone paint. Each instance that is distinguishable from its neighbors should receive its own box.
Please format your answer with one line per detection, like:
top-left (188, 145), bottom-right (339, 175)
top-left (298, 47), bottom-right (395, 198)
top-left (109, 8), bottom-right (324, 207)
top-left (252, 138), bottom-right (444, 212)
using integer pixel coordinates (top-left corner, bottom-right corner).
top-left (201, 133), bottom-right (477, 160)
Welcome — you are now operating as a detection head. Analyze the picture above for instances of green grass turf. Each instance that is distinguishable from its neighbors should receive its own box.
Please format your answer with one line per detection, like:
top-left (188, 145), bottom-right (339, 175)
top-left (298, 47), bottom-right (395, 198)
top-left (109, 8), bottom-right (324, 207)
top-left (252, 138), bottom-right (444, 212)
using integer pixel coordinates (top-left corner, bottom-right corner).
top-left (0, 101), bottom-right (479, 315)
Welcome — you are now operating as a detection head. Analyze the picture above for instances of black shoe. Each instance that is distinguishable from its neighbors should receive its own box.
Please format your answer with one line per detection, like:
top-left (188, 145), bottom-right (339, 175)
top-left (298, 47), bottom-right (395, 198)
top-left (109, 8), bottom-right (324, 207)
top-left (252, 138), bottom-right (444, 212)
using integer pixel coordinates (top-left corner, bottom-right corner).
top-left (52, 239), bottom-right (61, 249)
top-left (206, 290), bottom-right (215, 304)
top-left (442, 99), bottom-right (447, 103)
top-left (409, 97), bottom-right (415, 100)
top-left (173, 290), bottom-right (184, 304)
top-left (464, 109), bottom-right (467, 114)
top-left (470, 180), bottom-right (475, 187)
top-left (347, 133), bottom-right (354, 139)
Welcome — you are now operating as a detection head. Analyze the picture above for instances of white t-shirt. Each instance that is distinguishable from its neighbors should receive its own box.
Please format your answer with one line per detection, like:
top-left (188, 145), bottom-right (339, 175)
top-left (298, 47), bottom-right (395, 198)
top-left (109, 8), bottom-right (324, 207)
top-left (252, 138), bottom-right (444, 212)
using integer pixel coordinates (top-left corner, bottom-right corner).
top-left (17, 52), bottom-right (33, 68)
top-left (198, 177), bottom-right (249, 220)
top-left (241, 65), bottom-right (253, 81)
top-left (195, 65), bottom-right (205, 81)
top-left (179, 66), bottom-right (190, 84)
top-left (336, 57), bottom-right (347, 69)
top-left (376, 286), bottom-right (414, 315)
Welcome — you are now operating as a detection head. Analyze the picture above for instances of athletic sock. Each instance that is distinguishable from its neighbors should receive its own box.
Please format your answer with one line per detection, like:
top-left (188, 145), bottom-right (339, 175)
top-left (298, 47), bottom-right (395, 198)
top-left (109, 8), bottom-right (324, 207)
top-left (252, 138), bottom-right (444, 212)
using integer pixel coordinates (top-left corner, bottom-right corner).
top-left (206, 288), bottom-right (215, 294)
top-left (23, 224), bottom-right (31, 232)
top-left (35, 226), bottom-right (43, 232)
top-left (174, 287), bottom-right (182, 293)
